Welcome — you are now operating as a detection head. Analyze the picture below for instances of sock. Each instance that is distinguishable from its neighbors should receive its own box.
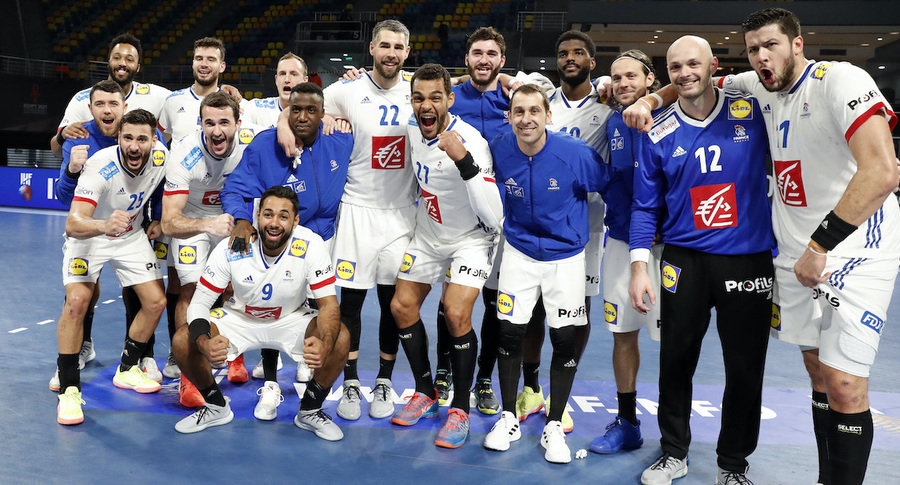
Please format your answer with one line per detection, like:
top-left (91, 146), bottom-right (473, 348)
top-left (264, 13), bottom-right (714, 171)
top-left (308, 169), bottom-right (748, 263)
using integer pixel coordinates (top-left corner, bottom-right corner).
top-left (300, 379), bottom-right (330, 410)
top-left (618, 391), bottom-right (638, 425)
top-left (340, 287), bottom-right (365, 355)
top-left (497, 320), bottom-right (526, 413)
top-left (811, 390), bottom-right (831, 485)
top-left (261, 349), bottom-right (279, 382)
top-left (166, 292), bottom-right (178, 343)
top-left (522, 362), bottom-right (540, 391)
top-left (377, 284), bottom-right (400, 356)
top-left (436, 302), bottom-right (452, 371)
top-left (343, 358), bottom-right (359, 381)
top-left (449, 329), bottom-right (478, 412)
top-left (547, 325), bottom-right (578, 423)
top-left (122, 286), bottom-right (140, 342)
top-left (198, 383), bottom-right (226, 407)
top-left (82, 308), bottom-right (94, 343)
top-left (377, 357), bottom-right (395, 380)
top-left (828, 409), bottom-right (872, 485)
top-left (58, 353), bottom-right (80, 391)
top-left (398, 319), bottom-right (435, 399)
top-left (120, 336), bottom-right (146, 370)
top-left (477, 288), bottom-right (501, 380)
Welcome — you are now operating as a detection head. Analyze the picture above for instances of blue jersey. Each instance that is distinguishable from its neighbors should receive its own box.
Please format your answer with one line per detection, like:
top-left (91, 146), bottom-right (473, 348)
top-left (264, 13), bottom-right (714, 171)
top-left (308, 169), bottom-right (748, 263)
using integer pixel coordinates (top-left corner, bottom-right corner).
top-left (57, 121), bottom-right (118, 205)
top-left (220, 126), bottom-right (353, 241)
top-left (604, 111), bottom-right (640, 242)
top-left (490, 129), bottom-right (615, 261)
top-left (451, 81), bottom-right (511, 140)
top-left (630, 89), bottom-right (774, 255)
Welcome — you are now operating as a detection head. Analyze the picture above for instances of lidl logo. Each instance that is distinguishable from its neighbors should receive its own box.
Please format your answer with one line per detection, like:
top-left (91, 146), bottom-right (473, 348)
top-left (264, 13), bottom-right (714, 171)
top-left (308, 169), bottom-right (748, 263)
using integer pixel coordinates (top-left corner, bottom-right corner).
top-left (238, 128), bottom-right (255, 144)
top-left (771, 303), bottom-right (781, 331)
top-left (178, 245), bottom-right (197, 264)
top-left (728, 99), bottom-right (752, 120)
top-left (497, 292), bottom-right (514, 316)
top-left (661, 262), bottom-right (681, 293)
top-left (400, 253), bottom-right (415, 273)
top-left (604, 301), bottom-right (618, 324)
top-left (336, 259), bottom-right (356, 281)
top-left (154, 241), bottom-right (168, 260)
top-left (69, 258), bottom-right (89, 276)
top-left (135, 83), bottom-right (150, 95)
top-left (811, 63), bottom-right (833, 80)
top-left (289, 238), bottom-right (308, 258)
top-left (151, 150), bottom-right (165, 166)
top-left (209, 308), bottom-right (226, 319)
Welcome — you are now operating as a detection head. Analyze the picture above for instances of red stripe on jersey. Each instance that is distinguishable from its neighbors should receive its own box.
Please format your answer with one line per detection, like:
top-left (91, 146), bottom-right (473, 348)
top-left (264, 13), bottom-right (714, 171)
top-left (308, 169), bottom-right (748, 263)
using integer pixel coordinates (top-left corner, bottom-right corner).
top-left (72, 196), bottom-right (97, 207)
top-left (163, 190), bottom-right (190, 197)
top-left (483, 177), bottom-right (495, 184)
top-left (717, 77), bottom-right (726, 89)
top-left (845, 102), bottom-right (897, 142)
top-left (310, 275), bottom-right (336, 290)
top-left (199, 277), bottom-right (225, 294)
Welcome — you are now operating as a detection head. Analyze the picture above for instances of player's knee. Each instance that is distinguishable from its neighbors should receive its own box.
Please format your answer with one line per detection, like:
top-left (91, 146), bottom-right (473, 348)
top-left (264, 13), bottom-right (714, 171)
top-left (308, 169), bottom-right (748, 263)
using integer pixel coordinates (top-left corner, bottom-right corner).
top-left (334, 324), bottom-right (351, 358)
top-left (613, 330), bottom-right (640, 350)
top-left (389, 295), bottom-right (416, 326)
top-left (549, 325), bottom-right (578, 362)
top-left (498, 319), bottom-right (526, 356)
top-left (172, 325), bottom-right (191, 361)
top-left (63, 292), bottom-right (92, 319)
top-left (443, 304), bottom-right (472, 333)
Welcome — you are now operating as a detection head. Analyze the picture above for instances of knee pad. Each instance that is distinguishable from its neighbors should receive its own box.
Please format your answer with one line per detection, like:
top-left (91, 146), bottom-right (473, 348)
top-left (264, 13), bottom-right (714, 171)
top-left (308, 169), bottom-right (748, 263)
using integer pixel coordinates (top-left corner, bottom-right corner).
top-left (498, 320), bottom-right (526, 356)
top-left (549, 325), bottom-right (578, 364)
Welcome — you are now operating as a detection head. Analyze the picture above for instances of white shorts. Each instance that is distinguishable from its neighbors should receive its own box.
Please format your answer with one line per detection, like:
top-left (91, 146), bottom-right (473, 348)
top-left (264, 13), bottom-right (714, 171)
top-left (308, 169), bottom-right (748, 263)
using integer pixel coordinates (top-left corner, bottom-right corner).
top-left (584, 230), bottom-right (604, 296)
top-left (209, 306), bottom-right (316, 363)
top-left (601, 237), bottom-right (662, 340)
top-left (496, 241), bottom-right (587, 329)
top-left (62, 233), bottom-right (162, 287)
top-left (484, 233), bottom-right (505, 290)
top-left (398, 231), bottom-right (495, 289)
top-left (155, 235), bottom-right (176, 268)
top-left (771, 251), bottom-right (897, 377)
top-left (332, 202), bottom-right (416, 289)
top-left (172, 233), bottom-right (227, 286)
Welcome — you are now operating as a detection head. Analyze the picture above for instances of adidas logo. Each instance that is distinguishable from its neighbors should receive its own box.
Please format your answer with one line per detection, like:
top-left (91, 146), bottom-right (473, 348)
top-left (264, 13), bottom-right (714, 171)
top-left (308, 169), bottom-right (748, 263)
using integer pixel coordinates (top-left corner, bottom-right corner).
top-left (286, 174), bottom-right (299, 183)
top-left (563, 359), bottom-right (577, 368)
top-left (243, 275), bottom-right (253, 283)
top-left (117, 188), bottom-right (126, 194)
top-left (672, 146), bottom-right (687, 157)
top-left (177, 107), bottom-right (185, 113)
top-left (505, 178), bottom-right (517, 185)
top-left (821, 220), bottom-right (829, 229)
top-left (613, 128), bottom-right (621, 137)
top-left (361, 96), bottom-right (371, 104)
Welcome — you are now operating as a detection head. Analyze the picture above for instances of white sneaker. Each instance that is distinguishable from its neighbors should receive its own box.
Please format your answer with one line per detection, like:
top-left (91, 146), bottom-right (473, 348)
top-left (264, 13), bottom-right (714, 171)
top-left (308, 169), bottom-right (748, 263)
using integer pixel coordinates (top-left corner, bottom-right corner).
top-left (294, 408), bottom-right (343, 441)
top-left (140, 357), bottom-right (162, 383)
top-left (295, 359), bottom-right (313, 383)
top-left (162, 349), bottom-right (180, 380)
top-left (368, 378), bottom-right (394, 419)
top-left (716, 467), bottom-right (753, 485)
top-left (336, 379), bottom-right (361, 420)
top-left (49, 368), bottom-right (60, 391)
top-left (175, 397), bottom-right (234, 434)
top-left (641, 454), bottom-right (688, 485)
top-left (254, 381), bottom-right (283, 421)
top-left (251, 353), bottom-right (283, 380)
top-left (78, 340), bottom-right (95, 370)
top-left (541, 420), bottom-right (571, 464)
top-left (484, 411), bottom-right (521, 451)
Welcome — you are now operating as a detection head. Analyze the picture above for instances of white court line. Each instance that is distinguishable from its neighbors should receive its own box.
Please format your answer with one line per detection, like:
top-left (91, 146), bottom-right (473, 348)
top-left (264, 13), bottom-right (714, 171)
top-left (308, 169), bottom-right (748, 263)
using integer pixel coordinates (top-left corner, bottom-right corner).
top-left (36, 319), bottom-right (54, 326)
top-left (8, 327), bottom-right (27, 334)
top-left (102, 299), bottom-right (116, 304)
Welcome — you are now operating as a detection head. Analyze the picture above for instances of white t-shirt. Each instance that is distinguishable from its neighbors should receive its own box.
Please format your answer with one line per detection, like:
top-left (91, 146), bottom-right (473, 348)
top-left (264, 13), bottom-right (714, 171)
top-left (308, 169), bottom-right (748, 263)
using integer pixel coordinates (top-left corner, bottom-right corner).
top-left (59, 82), bottom-right (171, 128)
top-left (241, 96), bottom-right (282, 129)
top-left (723, 61), bottom-right (900, 259)
top-left (159, 86), bottom-right (216, 150)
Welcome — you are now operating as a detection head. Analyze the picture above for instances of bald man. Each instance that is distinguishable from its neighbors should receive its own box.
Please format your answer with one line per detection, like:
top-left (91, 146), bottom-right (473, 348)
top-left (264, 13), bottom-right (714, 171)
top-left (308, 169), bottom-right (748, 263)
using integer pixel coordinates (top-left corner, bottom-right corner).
top-left (628, 36), bottom-right (774, 485)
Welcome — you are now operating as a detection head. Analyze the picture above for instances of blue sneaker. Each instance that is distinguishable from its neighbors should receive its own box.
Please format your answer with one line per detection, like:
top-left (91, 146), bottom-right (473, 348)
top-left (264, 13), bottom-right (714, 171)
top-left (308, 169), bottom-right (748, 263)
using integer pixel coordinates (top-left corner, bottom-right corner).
top-left (590, 416), bottom-right (643, 454)
top-left (434, 408), bottom-right (469, 448)
top-left (391, 391), bottom-right (439, 426)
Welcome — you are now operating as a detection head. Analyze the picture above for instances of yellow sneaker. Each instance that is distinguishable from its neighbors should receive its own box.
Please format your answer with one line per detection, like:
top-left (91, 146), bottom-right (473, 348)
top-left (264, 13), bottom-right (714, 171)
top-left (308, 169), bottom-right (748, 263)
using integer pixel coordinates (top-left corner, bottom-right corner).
top-left (57, 387), bottom-right (85, 425)
top-left (515, 385), bottom-right (544, 421)
top-left (113, 365), bottom-right (162, 393)
top-left (544, 396), bottom-right (574, 433)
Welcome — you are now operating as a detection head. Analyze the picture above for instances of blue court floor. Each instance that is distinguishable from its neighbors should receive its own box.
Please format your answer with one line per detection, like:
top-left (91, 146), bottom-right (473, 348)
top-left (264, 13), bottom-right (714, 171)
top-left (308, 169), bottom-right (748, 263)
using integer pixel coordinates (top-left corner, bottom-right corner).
top-left (1, 207), bottom-right (898, 484)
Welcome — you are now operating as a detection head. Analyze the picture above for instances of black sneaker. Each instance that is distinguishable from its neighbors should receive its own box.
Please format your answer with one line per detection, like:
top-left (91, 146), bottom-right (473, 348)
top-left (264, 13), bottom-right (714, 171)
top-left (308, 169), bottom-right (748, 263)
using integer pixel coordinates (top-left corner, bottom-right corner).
top-left (473, 378), bottom-right (500, 415)
top-left (435, 369), bottom-right (452, 405)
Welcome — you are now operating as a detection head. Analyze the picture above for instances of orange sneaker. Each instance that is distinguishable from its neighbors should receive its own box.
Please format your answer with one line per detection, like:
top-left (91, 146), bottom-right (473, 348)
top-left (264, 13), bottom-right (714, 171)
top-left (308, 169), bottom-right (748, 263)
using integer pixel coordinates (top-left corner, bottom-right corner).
top-left (227, 354), bottom-right (249, 383)
top-left (179, 374), bottom-right (205, 408)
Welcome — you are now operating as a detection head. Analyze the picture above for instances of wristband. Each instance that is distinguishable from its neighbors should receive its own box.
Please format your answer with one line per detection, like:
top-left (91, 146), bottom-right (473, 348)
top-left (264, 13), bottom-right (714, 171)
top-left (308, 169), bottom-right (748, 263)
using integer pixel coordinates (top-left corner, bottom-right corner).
top-left (806, 245), bottom-right (826, 256)
top-left (648, 92), bottom-right (664, 108)
top-left (454, 152), bottom-right (479, 181)
top-left (810, 210), bottom-right (857, 251)
top-left (56, 130), bottom-right (65, 145)
top-left (188, 318), bottom-right (211, 343)
top-left (637, 98), bottom-right (654, 111)
top-left (64, 165), bottom-right (82, 178)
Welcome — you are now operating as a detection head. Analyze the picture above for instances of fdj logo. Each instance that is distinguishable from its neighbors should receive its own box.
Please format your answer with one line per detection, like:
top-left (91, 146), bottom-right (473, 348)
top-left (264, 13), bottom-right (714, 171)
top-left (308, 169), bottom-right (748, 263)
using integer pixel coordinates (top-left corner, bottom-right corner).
top-left (178, 245), bottom-right (197, 264)
top-left (861, 311), bottom-right (884, 334)
top-left (335, 260), bottom-right (356, 281)
top-left (497, 292), bottom-right (514, 316)
top-left (661, 262), bottom-right (681, 293)
top-left (604, 301), bottom-right (618, 324)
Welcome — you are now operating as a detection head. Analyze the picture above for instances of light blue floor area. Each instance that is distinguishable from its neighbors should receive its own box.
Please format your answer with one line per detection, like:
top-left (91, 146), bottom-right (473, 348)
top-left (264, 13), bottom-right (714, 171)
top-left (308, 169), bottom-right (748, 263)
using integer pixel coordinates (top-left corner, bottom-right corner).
top-left (1, 207), bottom-right (898, 484)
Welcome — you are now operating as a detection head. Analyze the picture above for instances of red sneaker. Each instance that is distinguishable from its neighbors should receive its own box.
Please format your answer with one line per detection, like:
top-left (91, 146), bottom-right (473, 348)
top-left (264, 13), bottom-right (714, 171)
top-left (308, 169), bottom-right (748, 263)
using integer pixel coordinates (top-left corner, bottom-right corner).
top-left (179, 374), bottom-right (205, 408)
top-left (227, 354), bottom-right (249, 383)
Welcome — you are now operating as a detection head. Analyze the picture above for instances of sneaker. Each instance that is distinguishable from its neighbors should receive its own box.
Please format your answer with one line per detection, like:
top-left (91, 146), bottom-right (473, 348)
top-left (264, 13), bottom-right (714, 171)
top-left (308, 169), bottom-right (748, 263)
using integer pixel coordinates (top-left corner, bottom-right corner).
top-left (369, 378), bottom-right (395, 419)
top-left (641, 454), bottom-right (688, 485)
top-left (515, 385), bottom-right (544, 421)
top-left (57, 387), bottom-right (85, 425)
top-left (227, 354), bottom-right (249, 383)
top-left (541, 420), bottom-right (572, 464)
top-left (251, 353), bottom-right (283, 379)
top-left (434, 369), bottom-right (452, 405)
top-left (162, 349), bottom-right (180, 379)
top-left (175, 397), bottom-right (233, 433)
top-left (78, 339), bottom-right (95, 369)
top-left (140, 357), bottom-right (163, 383)
top-left (336, 379), bottom-right (361, 421)
top-left (295, 359), bottom-right (313, 383)
top-left (473, 378), bottom-right (500, 415)
top-left (483, 410), bottom-right (521, 451)
top-left (544, 395), bottom-right (574, 433)
top-left (391, 391), bottom-right (438, 426)
top-left (716, 467), bottom-right (753, 485)
top-left (179, 374), bottom-right (205, 408)
top-left (49, 368), bottom-right (60, 392)
top-left (435, 408), bottom-right (470, 448)
top-left (254, 381), bottom-right (283, 421)
top-left (590, 417), bottom-right (644, 454)
top-left (113, 365), bottom-right (161, 393)
top-left (294, 408), bottom-right (344, 441)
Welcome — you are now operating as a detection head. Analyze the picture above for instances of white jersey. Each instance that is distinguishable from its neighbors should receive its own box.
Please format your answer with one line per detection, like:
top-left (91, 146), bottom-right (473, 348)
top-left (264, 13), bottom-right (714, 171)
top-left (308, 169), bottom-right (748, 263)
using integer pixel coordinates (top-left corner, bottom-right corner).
top-left (323, 72), bottom-right (417, 208)
top-left (192, 225), bottom-right (336, 323)
top-left (159, 86), bottom-right (218, 150)
top-left (72, 141), bottom-right (168, 241)
top-left (59, 82), bottom-right (171, 128)
top-left (406, 114), bottom-right (501, 242)
top-left (163, 130), bottom-right (250, 219)
top-left (547, 84), bottom-right (613, 232)
top-left (723, 62), bottom-right (900, 259)
top-left (241, 97), bottom-right (283, 129)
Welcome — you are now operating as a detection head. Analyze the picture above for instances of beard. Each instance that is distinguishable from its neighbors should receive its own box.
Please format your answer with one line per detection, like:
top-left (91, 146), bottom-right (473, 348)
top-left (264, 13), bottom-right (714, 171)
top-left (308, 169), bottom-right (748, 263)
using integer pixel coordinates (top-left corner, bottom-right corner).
top-left (261, 227), bottom-right (292, 253)
top-left (560, 63), bottom-right (591, 87)
top-left (760, 54), bottom-right (796, 92)
top-left (468, 63), bottom-right (501, 87)
top-left (194, 70), bottom-right (219, 87)
top-left (108, 65), bottom-right (136, 87)
top-left (375, 59), bottom-right (402, 80)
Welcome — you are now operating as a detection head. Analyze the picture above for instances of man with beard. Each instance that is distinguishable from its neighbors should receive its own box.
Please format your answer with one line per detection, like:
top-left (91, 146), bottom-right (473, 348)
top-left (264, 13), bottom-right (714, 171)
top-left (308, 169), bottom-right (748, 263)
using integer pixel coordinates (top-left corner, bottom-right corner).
top-left (241, 53), bottom-right (308, 129)
top-left (389, 64), bottom-right (503, 449)
top-left (55, 109), bottom-right (169, 426)
top-left (172, 186), bottom-right (350, 441)
top-left (51, 33), bottom-right (171, 157)
top-left (628, 36), bottom-right (774, 485)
